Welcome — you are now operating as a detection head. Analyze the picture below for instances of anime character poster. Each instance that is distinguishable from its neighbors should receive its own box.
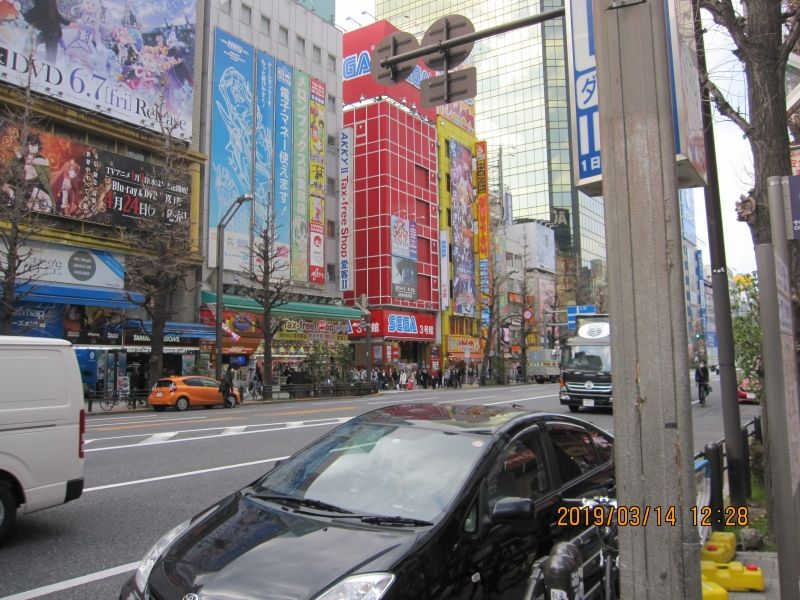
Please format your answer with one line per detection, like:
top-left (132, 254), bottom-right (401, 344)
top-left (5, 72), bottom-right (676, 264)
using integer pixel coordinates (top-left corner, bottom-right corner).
top-left (208, 29), bottom-right (254, 272)
top-left (308, 77), bottom-right (326, 285)
top-left (449, 140), bottom-right (476, 316)
top-left (0, 0), bottom-right (196, 139)
top-left (0, 121), bottom-right (188, 227)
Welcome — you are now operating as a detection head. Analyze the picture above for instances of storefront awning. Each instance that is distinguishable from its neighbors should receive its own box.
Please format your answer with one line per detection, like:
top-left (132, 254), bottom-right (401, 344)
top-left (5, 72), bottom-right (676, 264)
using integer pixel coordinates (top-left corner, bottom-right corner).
top-left (200, 291), bottom-right (365, 321)
top-left (15, 282), bottom-right (144, 309)
top-left (125, 319), bottom-right (217, 340)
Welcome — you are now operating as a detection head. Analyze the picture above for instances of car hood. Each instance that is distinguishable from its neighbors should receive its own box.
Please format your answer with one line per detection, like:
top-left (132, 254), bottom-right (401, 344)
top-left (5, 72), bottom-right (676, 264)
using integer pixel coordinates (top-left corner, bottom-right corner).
top-left (149, 493), bottom-right (418, 600)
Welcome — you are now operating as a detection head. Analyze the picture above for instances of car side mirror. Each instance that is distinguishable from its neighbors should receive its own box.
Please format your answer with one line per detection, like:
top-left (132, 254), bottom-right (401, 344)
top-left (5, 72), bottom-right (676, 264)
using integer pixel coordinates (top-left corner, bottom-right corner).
top-left (492, 497), bottom-right (534, 523)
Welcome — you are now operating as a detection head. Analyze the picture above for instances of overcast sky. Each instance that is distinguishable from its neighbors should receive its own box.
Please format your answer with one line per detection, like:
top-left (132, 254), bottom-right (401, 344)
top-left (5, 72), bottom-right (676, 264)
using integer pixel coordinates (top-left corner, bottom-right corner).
top-left (335, 4), bottom-right (759, 275)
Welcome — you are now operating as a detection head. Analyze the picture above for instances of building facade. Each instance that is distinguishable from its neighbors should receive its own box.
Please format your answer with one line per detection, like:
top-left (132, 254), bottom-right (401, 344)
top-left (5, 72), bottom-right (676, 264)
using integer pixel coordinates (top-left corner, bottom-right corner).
top-left (376, 0), bottom-right (608, 313)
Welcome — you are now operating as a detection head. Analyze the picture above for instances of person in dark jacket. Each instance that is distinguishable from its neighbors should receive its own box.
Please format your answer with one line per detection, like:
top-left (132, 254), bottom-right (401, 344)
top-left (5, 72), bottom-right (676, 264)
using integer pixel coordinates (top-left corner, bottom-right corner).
top-left (24, 0), bottom-right (70, 64)
top-left (694, 361), bottom-right (710, 405)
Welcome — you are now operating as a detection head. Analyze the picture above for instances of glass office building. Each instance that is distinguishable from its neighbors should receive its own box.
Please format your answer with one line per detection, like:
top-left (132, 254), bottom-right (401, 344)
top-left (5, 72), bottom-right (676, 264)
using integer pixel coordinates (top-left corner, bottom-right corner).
top-left (377, 0), bottom-right (607, 307)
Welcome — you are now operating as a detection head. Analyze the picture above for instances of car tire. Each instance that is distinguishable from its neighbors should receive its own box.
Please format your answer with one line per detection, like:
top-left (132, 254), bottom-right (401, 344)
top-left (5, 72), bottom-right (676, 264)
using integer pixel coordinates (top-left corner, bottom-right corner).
top-left (175, 397), bottom-right (190, 412)
top-left (152, 406), bottom-right (166, 412)
top-left (568, 405), bottom-right (580, 413)
top-left (0, 483), bottom-right (17, 541)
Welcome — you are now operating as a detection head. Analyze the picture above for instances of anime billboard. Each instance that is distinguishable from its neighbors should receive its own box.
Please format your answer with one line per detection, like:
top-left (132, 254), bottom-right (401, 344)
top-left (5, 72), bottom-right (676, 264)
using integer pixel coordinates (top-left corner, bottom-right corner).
top-left (0, 0), bottom-right (196, 139)
top-left (0, 121), bottom-right (189, 227)
top-left (208, 29), bottom-right (254, 272)
top-left (449, 140), bottom-right (476, 316)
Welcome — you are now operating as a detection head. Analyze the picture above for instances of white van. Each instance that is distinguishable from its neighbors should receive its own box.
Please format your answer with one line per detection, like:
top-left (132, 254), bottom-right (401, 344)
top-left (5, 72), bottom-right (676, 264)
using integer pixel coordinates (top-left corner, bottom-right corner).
top-left (0, 336), bottom-right (85, 540)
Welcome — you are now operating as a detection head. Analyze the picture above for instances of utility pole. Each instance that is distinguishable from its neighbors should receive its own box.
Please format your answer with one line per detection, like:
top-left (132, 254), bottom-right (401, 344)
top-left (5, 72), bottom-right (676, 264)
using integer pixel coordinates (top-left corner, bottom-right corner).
top-left (592, 0), bottom-right (701, 598)
top-left (691, 0), bottom-right (746, 507)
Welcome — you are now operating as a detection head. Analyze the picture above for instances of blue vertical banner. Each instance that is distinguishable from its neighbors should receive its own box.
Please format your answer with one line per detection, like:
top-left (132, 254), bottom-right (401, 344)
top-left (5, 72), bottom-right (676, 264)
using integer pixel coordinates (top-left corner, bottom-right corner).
top-left (255, 52), bottom-right (280, 263)
top-left (274, 61), bottom-right (294, 276)
top-left (209, 29), bottom-right (255, 272)
top-left (567, 0), bottom-right (601, 189)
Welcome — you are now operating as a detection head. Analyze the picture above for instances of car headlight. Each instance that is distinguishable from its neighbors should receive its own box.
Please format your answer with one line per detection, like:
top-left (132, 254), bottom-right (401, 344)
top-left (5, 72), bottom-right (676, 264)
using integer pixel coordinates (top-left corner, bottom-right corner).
top-left (313, 573), bottom-right (395, 600)
top-left (134, 519), bottom-right (193, 592)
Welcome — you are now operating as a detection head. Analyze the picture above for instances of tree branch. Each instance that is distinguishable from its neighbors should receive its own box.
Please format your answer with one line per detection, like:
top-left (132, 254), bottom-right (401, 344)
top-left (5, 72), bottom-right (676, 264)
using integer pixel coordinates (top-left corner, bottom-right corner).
top-left (698, 0), bottom-right (750, 56)
top-left (779, 6), bottom-right (800, 66)
top-left (700, 70), bottom-right (752, 135)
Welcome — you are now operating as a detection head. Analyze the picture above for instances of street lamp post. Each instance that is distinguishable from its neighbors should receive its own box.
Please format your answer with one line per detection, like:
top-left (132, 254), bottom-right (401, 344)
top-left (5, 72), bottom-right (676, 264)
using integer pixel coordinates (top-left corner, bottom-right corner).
top-left (215, 194), bottom-right (253, 380)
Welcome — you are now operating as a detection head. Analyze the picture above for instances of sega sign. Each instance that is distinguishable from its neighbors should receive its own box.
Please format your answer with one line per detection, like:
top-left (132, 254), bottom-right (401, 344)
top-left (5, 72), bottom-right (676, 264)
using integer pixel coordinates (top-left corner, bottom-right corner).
top-left (343, 20), bottom-right (437, 122)
top-left (347, 309), bottom-right (436, 340)
top-left (388, 314), bottom-right (418, 334)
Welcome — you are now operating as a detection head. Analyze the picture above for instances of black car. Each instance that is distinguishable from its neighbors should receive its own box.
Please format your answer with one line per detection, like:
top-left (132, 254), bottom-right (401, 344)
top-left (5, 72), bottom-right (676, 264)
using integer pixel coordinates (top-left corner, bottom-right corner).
top-left (121, 403), bottom-right (615, 600)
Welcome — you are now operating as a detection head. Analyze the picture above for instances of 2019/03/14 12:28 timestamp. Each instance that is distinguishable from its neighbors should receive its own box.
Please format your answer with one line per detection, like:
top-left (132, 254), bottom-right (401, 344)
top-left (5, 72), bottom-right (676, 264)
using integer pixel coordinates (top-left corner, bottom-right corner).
top-left (556, 505), bottom-right (750, 528)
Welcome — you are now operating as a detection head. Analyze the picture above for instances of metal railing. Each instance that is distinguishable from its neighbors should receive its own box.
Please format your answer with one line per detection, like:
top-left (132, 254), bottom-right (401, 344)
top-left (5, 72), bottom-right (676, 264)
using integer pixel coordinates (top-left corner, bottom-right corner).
top-left (695, 416), bottom-right (762, 532)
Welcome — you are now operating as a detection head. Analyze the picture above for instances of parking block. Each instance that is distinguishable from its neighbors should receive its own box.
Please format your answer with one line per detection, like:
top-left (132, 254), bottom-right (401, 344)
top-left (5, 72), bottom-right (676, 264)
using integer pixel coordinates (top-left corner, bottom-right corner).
top-left (701, 532), bottom-right (737, 563)
top-left (701, 561), bottom-right (766, 592)
top-left (701, 576), bottom-right (729, 600)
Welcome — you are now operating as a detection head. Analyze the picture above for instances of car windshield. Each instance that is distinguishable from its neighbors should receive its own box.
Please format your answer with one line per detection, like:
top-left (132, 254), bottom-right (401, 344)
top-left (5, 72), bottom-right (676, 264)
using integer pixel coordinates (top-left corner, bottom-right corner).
top-left (253, 420), bottom-right (488, 522)
top-left (561, 345), bottom-right (612, 371)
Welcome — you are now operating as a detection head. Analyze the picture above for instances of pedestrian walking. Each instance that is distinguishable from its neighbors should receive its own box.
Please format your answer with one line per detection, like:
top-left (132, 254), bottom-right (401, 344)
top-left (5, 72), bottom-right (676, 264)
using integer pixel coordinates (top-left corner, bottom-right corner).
top-left (694, 361), bottom-right (710, 406)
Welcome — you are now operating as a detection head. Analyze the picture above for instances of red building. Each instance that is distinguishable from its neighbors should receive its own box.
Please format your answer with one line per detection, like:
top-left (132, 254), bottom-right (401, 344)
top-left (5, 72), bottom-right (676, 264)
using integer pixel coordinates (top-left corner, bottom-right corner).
top-left (343, 100), bottom-right (440, 369)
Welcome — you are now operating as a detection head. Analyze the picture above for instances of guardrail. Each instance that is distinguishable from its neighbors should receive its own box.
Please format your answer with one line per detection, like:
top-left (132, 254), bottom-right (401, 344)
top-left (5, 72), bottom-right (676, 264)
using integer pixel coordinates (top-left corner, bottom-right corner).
top-left (695, 416), bottom-right (762, 537)
top-left (280, 381), bottom-right (380, 399)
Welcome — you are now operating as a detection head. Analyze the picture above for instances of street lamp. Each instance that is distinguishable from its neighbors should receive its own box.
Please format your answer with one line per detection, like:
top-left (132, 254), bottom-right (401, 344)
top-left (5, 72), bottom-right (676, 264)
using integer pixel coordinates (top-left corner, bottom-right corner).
top-left (215, 194), bottom-right (253, 380)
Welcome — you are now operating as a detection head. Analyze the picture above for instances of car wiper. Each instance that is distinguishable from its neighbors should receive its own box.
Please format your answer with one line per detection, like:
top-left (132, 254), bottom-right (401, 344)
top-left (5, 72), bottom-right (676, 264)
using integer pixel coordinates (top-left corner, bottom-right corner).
top-left (246, 493), bottom-right (353, 514)
top-left (357, 515), bottom-right (434, 527)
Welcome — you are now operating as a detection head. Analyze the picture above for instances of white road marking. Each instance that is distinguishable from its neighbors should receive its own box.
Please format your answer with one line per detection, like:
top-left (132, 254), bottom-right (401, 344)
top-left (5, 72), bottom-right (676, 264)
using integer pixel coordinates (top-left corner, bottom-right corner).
top-left (221, 426), bottom-right (247, 435)
top-left (84, 457), bottom-right (288, 492)
top-left (138, 432), bottom-right (179, 445)
top-left (0, 562), bottom-right (140, 600)
top-left (86, 418), bottom-right (350, 452)
top-left (484, 394), bottom-right (558, 406)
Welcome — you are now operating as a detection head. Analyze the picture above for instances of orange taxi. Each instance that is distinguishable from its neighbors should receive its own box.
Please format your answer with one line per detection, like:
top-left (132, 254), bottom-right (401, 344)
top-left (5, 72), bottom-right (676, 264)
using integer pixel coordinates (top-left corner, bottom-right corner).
top-left (148, 376), bottom-right (241, 411)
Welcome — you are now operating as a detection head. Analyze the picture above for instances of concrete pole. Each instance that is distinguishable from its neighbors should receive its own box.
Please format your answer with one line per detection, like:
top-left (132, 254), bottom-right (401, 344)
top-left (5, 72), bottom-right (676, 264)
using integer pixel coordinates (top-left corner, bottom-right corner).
top-left (591, 0), bottom-right (701, 598)
top-left (754, 179), bottom-right (800, 600)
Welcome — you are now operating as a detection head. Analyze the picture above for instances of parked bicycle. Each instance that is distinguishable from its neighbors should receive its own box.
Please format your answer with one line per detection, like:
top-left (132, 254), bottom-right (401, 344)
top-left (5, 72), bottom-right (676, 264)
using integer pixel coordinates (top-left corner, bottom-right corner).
top-left (524, 494), bottom-right (619, 600)
top-left (99, 390), bottom-right (148, 411)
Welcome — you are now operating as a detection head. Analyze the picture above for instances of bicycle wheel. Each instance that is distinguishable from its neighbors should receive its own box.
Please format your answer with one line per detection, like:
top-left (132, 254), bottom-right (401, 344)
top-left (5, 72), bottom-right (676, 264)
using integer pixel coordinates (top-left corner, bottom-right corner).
top-left (99, 396), bottom-right (115, 411)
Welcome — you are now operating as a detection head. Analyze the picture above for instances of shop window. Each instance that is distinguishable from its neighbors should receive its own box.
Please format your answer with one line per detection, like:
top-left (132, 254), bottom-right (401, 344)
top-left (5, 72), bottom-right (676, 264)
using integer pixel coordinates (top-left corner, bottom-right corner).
top-left (327, 53), bottom-right (336, 72)
top-left (260, 15), bottom-right (271, 35)
top-left (296, 35), bottom-right (306, 55)
top-left (326, 176), bottom-right (336, 196)
top-left (327, 134), bottom-right (336, 148)
top-left (327, 93), bottom-right (337, 112)
top-left (220, 0), bottom-right (231, 14)
top-left (313, 45), bottom-right (321, 63)
top-left (326, 220), bottom-right (336, 238)
top-left (327, 264), bottom-right (336, 282)
top-left (279, 26), bottom-right (288, 46)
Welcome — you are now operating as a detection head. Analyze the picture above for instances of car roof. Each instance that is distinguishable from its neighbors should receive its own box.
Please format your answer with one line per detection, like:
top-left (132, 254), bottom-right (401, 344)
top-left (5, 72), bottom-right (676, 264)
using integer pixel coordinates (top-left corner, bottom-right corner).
top-left (351, 403), bottom-right (609, 437)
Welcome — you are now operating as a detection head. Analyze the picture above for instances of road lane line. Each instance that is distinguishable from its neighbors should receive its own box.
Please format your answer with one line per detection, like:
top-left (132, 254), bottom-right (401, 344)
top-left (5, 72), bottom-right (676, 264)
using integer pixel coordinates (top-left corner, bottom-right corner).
top-left (0, 561), bottom-right (140, 600)
top-left (86, 414), bottom-right (210, 427)
top-left (86, 419), bottom-right (350, 452)
top-left (484, 394), bottom-right (558, 406)
top-left (139, 432), bottom-right (179, 445)
top-left (84, 457), bottom-right (289, 492)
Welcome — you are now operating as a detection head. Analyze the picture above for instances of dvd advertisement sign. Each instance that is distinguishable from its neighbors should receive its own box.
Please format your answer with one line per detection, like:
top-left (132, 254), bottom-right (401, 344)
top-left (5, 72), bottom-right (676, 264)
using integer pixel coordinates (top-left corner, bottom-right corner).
top-left (0, 0), bottom-right (196, 139)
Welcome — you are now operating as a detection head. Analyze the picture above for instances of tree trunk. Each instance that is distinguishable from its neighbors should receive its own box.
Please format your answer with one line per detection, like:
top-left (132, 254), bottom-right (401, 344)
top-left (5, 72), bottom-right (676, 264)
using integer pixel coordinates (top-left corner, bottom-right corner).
top-left (148, 291), bottom-right (169, 388)
top-left (262, 306), bottom-right (274, 401)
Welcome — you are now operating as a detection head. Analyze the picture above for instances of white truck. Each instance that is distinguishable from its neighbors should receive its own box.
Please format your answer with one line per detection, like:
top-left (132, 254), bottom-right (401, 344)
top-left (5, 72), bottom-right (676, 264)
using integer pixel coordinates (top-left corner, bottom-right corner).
top-left (558, 315), bottom-right (613, 412)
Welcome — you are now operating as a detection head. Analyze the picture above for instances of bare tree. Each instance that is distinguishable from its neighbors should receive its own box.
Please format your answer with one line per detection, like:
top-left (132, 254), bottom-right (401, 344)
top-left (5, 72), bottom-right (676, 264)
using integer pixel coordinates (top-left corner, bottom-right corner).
top-left (240, 204), bottom-right (291, 400)
top-left (119, 104), bottom-right (195, 387)
top-left (697, 0), bottom-right (800, 356)
top-left (0, 61), bottom-right (53, 334)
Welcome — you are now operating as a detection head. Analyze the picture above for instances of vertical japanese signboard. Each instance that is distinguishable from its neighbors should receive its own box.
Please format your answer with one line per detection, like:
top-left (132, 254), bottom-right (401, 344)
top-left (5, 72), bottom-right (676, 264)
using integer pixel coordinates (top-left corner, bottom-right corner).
top-left (274, 60), bottom-right (294, 275)
top-left (566, 0), bottom-right (601, 192)
top-left (291, 69), bottom-right (310, 282)
top-left (309, 78), bottom-right (327, 284)
top-left (209, 29), bottom-right (254, 271)
top-left (254, 51), bottom-right (280, 265)
top-left (339, 128), bottom-right (354, 291)
top-left (450, 140), bottom-right (477, 316)
top-left (440, 231), bottom-right (450, 309)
